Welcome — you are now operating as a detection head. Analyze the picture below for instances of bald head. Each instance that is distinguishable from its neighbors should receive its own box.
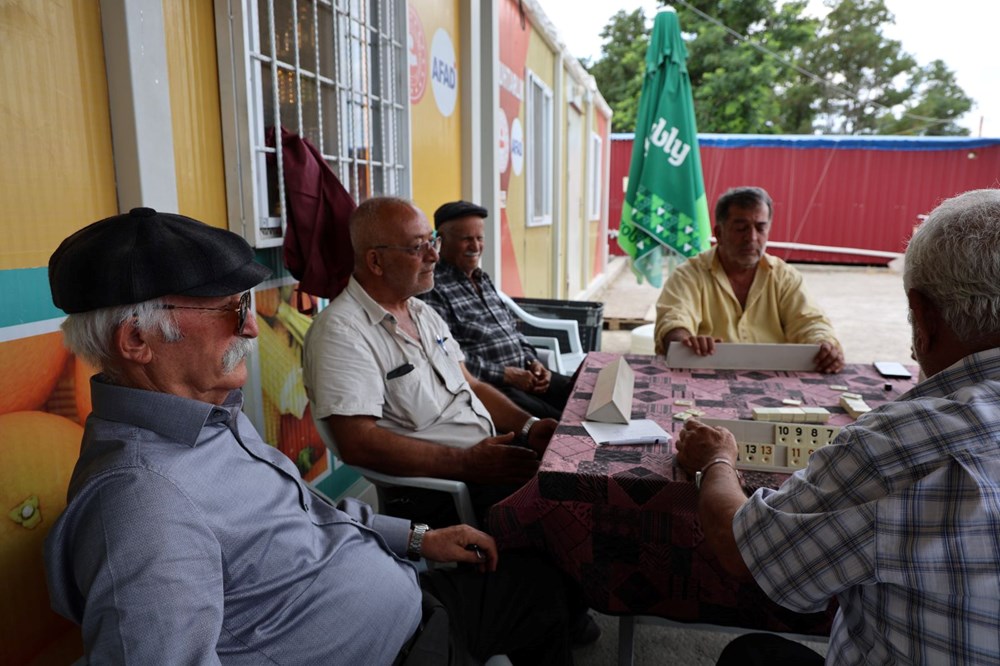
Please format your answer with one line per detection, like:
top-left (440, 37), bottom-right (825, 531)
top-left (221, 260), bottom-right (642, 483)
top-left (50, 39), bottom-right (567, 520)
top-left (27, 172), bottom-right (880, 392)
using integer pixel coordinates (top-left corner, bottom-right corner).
top-left (349, 197), bottom-right (420, 264)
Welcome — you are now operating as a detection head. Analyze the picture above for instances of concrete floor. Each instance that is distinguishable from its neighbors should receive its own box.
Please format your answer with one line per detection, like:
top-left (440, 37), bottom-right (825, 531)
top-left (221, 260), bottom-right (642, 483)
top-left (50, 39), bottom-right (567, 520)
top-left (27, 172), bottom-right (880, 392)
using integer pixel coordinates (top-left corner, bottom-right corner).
top-left (571, 257), bottom-right (911, 665)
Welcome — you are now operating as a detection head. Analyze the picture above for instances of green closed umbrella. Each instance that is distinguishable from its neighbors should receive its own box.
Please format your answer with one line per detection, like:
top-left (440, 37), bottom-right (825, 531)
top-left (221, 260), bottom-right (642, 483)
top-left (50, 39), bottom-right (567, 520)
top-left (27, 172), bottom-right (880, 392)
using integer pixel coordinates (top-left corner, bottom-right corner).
top-left (618, 9), bottom-right (711, 287)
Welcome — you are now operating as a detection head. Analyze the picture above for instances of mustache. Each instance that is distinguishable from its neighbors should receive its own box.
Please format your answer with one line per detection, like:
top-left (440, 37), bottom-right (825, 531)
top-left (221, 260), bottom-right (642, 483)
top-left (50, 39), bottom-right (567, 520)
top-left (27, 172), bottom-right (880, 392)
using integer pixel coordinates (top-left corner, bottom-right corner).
top-left (221, 337), bottom-right (255, 374)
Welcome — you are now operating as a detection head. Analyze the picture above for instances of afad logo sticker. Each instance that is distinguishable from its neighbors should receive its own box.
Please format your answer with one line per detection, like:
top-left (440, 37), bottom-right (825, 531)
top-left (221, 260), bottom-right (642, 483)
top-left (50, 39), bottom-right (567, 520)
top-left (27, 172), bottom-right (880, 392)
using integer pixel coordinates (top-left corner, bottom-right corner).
top-left (430, 28), bottom-right (457, 117)
top-left (510, 117), bottom-right (524, 176)
top-left (497, 107), bottom-right (510, 174)
top-left (407, 6), bottom-right (427, 104)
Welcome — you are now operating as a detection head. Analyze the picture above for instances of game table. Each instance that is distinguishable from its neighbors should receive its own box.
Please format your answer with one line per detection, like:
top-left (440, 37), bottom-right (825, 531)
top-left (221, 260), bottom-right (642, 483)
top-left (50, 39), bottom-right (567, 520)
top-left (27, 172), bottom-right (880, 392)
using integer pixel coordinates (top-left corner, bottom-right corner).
top-left (489, 351), bottom-right (918, 642)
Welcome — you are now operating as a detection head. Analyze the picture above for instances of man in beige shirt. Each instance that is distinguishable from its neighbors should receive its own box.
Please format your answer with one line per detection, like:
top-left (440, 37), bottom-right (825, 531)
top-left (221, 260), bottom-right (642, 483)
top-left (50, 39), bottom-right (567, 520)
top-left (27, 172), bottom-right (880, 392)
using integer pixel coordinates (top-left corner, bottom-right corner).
top-left (654, 186), bottom-right (844, 373)
top-left (302, 197), bottom-right (555, 527)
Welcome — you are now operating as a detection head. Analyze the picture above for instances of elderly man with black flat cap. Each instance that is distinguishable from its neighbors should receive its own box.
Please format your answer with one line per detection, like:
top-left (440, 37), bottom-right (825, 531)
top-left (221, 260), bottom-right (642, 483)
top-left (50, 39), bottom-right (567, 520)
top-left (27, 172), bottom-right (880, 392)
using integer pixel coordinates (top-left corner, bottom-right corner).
top-left (418, 200), bottom-right (573, 420)
top-left (43, 207), bottom-right (575, 665)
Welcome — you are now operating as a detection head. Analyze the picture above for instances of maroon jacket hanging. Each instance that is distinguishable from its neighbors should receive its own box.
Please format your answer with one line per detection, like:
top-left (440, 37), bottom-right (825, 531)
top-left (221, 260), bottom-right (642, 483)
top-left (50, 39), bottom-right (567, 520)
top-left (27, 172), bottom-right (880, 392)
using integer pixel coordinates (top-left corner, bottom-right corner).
top-left (266, 127), bottom-right (356, 309)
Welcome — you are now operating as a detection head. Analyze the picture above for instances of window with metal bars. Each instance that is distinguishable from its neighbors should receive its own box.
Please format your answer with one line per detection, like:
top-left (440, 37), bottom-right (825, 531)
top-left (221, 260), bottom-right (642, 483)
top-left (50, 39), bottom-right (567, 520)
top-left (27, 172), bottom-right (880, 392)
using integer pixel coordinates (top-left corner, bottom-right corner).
top-left (216, 0), bottom-right (410, 247)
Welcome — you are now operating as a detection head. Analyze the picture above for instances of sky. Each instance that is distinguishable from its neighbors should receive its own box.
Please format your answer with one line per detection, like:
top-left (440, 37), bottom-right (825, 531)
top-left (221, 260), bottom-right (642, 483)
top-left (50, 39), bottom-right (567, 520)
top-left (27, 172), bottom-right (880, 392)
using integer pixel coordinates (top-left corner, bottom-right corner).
top-left (535, 0), bottom-right (999, 137)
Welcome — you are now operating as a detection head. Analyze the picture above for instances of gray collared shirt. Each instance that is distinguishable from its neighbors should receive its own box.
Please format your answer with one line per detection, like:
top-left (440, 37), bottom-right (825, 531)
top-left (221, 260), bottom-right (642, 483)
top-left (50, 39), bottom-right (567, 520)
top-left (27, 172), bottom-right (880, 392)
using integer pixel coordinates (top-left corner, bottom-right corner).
top-left (304, 276), bottom-right (495, 448)
top-left (45, 376), bottom-right (420, 664)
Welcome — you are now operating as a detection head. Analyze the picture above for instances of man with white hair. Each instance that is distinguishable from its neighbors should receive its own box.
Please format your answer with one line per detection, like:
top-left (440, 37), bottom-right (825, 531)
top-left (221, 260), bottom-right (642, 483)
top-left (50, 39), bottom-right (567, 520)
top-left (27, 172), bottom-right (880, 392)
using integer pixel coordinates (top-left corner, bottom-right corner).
top-left (43, 208), bottom-right (574, 664)
top-left (675, 189), bottom-right (1000, 663)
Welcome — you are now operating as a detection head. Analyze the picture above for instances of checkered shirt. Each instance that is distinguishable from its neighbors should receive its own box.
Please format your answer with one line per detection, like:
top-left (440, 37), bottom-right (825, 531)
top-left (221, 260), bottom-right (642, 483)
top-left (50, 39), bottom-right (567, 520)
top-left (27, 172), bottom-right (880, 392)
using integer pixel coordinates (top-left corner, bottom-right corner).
top-left (735, 347), bottom-right (1000, 665)
top-left (419, 261), bottom-right (536, 386)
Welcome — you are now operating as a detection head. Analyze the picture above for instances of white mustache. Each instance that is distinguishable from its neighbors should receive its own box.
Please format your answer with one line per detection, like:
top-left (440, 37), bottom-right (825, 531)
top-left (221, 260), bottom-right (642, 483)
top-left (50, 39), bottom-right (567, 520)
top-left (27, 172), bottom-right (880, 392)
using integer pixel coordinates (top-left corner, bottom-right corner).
top-left (222, 337), bottom-right (255, 374)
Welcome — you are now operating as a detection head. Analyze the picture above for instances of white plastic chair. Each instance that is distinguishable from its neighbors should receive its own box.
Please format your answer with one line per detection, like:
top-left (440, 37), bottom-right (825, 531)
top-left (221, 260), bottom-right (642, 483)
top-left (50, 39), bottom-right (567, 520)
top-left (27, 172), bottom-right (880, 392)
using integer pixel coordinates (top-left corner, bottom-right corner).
top-left (311, 411), bottom-right (512, 666)
top-left (310, 409), bottom-right (478, 527)
top-left (497, 291), bottom-right (587, 375)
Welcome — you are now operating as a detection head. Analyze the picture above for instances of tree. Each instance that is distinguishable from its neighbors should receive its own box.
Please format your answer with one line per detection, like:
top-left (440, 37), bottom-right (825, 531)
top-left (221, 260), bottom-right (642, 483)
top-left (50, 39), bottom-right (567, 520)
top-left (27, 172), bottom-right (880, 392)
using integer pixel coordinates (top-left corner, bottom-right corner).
top-left (586, 0), bottom-right (972, 136)
top-left (806, 0), bottom-right (915, 134)
top-left (586, 9), bottom-right (649, 132)
top-left (675, 0), bottom-right (819, 134)
top-left (877, 59), bottom-right (973, 135)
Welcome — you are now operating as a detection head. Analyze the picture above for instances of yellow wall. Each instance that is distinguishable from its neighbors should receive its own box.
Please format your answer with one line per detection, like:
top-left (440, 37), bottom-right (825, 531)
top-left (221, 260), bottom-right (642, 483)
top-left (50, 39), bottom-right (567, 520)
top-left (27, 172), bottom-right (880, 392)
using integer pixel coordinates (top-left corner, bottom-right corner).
top-left (409, 0), bottom-right (462, 219)
top-left (519, 31), bottom-right (555, 297)
top-left (163, 0), bottom-right (228, 228)
top-left (0, 0), bottom-right (117, 270)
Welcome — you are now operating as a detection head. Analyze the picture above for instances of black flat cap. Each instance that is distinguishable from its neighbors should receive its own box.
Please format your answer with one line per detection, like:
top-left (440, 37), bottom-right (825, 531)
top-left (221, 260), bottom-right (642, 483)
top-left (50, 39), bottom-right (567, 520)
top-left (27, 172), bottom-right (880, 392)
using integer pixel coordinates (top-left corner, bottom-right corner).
top-left (433, 200), bottom-right (489, 228)
top-left (49, 207), bottom-right (272, 314)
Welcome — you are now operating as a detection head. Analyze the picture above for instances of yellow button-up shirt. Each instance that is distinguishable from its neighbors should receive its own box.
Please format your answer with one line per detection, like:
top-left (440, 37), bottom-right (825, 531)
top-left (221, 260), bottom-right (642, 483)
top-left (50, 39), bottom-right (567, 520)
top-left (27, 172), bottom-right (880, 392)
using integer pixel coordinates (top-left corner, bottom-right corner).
top-left (654, 247), bottom-right (840, 355)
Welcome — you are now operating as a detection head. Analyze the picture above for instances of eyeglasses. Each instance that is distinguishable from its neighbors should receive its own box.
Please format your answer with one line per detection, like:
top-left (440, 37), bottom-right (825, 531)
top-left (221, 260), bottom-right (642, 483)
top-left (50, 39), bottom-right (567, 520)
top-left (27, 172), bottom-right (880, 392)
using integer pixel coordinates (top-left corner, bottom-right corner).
top-left (372, 231), bottom-right (441, 256)
top-left (157, 291), bottom-right (252, 335)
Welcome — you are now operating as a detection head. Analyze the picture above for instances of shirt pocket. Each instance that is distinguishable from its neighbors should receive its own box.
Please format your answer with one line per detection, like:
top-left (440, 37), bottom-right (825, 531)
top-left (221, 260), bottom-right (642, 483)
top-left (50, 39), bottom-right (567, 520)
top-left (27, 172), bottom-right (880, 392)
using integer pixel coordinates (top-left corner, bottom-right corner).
top-left (383, 362), bottom-right (448, 432)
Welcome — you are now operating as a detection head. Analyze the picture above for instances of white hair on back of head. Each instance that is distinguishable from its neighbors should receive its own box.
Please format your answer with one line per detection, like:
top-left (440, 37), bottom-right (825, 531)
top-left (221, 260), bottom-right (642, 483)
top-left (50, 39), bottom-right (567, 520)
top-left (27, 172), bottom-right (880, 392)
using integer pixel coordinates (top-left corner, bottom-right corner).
top-left (61, 299), bottom-right (181, 377)
top-left (903, 189), bottom-right (1000, 345)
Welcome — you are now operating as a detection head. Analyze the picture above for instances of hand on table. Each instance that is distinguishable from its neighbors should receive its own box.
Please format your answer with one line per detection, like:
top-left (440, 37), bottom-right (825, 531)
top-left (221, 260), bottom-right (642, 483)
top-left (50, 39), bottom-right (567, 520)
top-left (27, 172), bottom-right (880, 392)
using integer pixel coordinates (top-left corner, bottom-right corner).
top-left (674, 419), bottom-right (739, 476)
top-left (421, 524), bottom-right (498, 573)
top-left (814, 341), bottom-right (845, 374)
top-left (462, 432), bottom-right (539, 485)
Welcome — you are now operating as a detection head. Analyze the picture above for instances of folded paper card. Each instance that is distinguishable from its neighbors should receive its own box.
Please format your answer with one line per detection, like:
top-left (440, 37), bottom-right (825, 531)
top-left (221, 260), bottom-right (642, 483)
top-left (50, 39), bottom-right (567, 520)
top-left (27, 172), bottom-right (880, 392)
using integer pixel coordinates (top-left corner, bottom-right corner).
top-left (586, 356), bottom-right (635, 424)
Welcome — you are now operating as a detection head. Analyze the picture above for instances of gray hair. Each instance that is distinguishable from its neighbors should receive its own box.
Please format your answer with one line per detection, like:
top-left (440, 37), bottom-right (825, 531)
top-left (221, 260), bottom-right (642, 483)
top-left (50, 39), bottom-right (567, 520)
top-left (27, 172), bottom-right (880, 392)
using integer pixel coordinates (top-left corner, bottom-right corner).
top-left (715, 187), bottom-right (773, 224)
top-left (61, 299), bottom-right (181, 377)
top-left (903, 189), bottom-right (1000, 345)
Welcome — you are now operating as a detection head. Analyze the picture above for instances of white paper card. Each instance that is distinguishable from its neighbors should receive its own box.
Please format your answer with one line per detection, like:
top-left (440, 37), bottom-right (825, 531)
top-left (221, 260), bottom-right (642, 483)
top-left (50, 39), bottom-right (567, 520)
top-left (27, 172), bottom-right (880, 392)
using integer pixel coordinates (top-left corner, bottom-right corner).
top-left (582, 419), bottom-right (671, 446)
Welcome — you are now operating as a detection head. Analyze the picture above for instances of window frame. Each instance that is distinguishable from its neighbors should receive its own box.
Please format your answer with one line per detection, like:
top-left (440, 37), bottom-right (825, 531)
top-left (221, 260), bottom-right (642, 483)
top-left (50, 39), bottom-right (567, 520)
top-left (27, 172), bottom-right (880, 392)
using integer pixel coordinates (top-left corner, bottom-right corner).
top-left (587, 131), bottom-right (602, 221)
top-left (525, 69), bottom-right (553, 228)
top-left (214, 0), bottom-right (410, 248)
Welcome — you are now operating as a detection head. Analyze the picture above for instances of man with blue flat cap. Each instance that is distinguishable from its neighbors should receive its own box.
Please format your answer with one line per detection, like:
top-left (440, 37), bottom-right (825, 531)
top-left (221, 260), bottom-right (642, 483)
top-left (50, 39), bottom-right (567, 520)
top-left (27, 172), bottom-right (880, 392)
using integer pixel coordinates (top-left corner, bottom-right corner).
top-left (44, 207), bottom-right (573, 665)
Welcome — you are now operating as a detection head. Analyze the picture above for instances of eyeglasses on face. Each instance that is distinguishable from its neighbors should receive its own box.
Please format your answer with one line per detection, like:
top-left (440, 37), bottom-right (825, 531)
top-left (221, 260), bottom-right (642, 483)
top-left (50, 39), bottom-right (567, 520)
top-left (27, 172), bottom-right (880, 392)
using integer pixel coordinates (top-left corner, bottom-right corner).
top-left (372, 231), bottom-right (441, 256)
top-left (156, 291), bottom-right (252, 335)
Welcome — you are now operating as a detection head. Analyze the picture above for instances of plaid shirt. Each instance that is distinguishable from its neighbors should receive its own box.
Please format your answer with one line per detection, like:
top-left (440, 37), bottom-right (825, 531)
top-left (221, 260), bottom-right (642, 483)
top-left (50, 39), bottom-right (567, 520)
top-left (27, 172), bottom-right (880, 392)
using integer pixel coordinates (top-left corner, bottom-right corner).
top-left (735, 347), bottom-right (1000, 665)
top-left (419, 261), bottom-right (536, 386)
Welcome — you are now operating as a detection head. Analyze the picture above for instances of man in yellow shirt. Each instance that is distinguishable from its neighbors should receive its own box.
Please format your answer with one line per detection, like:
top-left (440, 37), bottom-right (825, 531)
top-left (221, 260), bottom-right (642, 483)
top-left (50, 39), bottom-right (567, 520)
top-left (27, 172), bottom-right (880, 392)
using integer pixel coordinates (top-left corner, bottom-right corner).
top-left (654, 186), bottom-right (844, 373)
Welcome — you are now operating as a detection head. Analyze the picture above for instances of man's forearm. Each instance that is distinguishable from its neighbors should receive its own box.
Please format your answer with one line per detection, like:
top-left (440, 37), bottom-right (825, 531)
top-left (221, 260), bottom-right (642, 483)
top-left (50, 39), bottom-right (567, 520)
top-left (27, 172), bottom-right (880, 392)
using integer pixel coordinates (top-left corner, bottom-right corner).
top-left (697, 465), bottom-right (753, 581)
top-left (325, 415), bottom-right (471, 480)
top-left (471, 379), bottom-right (531, 433)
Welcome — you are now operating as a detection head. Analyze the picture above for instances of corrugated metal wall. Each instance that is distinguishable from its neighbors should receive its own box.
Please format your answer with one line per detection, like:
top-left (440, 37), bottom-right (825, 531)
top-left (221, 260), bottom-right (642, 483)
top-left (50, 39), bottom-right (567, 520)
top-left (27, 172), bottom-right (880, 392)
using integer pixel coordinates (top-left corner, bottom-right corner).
top-left (610, 134), bottom-right (1000, 264)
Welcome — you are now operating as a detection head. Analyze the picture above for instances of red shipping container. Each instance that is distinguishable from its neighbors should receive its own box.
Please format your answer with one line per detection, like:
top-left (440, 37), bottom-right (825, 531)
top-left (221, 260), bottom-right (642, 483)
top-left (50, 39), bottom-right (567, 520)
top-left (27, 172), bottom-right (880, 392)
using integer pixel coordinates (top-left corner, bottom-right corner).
top-left (609, 134), bottom-right (1000, 264)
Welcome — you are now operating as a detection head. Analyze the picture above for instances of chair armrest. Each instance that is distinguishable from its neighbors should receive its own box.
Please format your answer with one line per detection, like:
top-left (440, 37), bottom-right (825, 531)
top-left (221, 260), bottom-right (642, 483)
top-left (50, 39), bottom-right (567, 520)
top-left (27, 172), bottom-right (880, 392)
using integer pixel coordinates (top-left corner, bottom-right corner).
top-left (359, 467), bottom-right (477, 526)
top-left (524, 336), bottom-right (565, 374)
top-left (310, 406), bottom-right (478, 526)
top-left (498, 292), bottom-right (584, 355)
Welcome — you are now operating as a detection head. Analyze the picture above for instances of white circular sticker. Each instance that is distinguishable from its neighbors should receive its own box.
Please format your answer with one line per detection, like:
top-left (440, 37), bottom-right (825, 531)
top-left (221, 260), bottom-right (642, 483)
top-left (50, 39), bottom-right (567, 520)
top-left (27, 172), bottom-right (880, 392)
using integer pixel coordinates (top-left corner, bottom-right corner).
top-left (497, 107), bottom-right (510, 174)
top-left (510, 116), bottom-right (524, 176)
top-left (430, 29), bottom-right (457, 117)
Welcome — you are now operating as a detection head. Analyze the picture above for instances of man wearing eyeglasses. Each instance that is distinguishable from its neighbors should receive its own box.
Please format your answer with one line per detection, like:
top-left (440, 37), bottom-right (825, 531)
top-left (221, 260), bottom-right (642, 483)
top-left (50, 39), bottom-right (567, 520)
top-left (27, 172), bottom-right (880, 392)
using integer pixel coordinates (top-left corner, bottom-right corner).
top-left (44, 208), bottom-right (575, 664)
top-left (303, 197), bottom-right (558, 528)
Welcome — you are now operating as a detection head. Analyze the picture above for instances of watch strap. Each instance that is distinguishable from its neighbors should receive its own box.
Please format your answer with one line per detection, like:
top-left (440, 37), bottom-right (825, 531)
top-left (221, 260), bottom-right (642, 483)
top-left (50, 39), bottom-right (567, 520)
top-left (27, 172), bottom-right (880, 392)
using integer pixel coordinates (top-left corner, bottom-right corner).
top-left (407, 523), bottom-right (429, 561)
top-left (519, 416), bottom-right (540, 441)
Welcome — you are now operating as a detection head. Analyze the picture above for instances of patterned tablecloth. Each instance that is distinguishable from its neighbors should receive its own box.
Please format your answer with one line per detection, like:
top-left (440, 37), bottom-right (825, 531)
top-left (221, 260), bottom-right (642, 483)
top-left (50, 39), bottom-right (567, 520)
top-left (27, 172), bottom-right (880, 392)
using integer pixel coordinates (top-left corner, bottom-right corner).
top-left (489, 352), bottom-right (918, 634)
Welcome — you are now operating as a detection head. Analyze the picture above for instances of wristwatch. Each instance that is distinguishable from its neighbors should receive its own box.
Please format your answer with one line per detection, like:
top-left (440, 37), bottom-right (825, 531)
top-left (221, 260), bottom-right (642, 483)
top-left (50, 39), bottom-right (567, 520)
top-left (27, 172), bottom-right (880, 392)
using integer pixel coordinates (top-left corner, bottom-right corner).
top-left (407, 523), bottom-right (429, 561)
top-left (519, 416), bottom-right (540, 442)
top-left (694, 458), bottom-right (741, 490)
